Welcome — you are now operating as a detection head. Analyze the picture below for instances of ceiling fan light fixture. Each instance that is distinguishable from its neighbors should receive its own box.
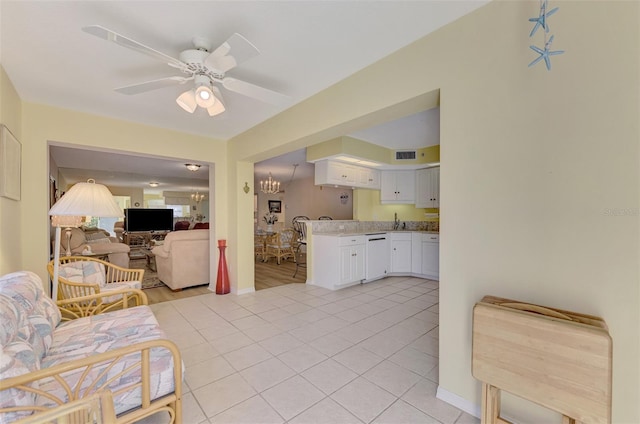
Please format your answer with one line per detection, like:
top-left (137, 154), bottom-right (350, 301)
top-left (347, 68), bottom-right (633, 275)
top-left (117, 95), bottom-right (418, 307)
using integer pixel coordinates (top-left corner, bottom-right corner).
top-left (206, 87), bottom-right (226, 116)
top-left (176, 89), bottom-right (197, 113)
top-left (195, 85), bottom-right (215, 108)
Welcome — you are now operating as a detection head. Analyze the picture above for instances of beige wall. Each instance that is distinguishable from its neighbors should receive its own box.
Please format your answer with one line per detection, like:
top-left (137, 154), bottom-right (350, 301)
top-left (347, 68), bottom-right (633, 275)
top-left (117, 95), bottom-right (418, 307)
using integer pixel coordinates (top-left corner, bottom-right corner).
top-left (0, 67), bottom-right (23, 275)
top-left (17, 102), bottom-right (227, 291)
top-left (228, 1), bottom-right (639, 422)
top-left (255, 177), bottom-right (353, 229)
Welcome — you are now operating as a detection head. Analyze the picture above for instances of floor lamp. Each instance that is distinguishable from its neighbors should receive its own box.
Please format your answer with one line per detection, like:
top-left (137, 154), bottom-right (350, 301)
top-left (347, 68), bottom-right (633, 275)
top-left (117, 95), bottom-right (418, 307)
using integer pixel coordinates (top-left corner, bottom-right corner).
top-left (48, 179), bottom-right (123, 300)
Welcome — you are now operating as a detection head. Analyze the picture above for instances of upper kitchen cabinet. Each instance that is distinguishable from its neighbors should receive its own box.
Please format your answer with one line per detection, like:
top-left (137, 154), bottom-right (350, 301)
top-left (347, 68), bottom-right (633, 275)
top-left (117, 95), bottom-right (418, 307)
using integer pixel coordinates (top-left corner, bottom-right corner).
top-left (380, 170), bottom-right (416, 203)
top-left (315, 159), bottom-right (380, 189)
top-left (415, 167), bottom-right (440, 208)
top-left (357, 167), bottom-right (381, 189)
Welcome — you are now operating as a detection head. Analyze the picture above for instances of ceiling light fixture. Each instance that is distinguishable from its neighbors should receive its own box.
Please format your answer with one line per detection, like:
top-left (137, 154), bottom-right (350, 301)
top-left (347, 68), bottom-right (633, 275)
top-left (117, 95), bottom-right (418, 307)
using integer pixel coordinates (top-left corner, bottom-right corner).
top-left (149, 182), bottom-right (159, 187)
top-left (185, 164), bottom-right (201, 172)
top-left (260, 173), bottom-right (280, 194)
top-left (176, 75), bottom-right (226, 117)
top-left (191, 191), bottom-right (205, 203)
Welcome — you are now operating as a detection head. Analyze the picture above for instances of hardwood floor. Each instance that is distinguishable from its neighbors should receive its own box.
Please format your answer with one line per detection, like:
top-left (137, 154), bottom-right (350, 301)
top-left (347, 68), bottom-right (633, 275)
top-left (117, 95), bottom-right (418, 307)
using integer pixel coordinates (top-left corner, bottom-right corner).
top-left (254, 253), bottom-right (306, 291)
top-left (144, 254), bottom-right (306, 304)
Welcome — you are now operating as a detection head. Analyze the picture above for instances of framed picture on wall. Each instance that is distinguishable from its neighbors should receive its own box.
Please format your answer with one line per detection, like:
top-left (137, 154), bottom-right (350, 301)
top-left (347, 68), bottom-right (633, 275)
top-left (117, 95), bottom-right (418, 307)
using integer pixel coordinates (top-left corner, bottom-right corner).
top-left (0, 125), bottom-right (21, 201)
top-left (268, 200), bottom-right (282, 213)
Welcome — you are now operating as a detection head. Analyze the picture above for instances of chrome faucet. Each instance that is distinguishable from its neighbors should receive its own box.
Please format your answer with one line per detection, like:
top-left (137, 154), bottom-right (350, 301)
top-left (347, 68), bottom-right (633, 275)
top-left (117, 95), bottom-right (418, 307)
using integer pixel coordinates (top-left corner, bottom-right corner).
top-left (393, 212), bottom-right (400, 230)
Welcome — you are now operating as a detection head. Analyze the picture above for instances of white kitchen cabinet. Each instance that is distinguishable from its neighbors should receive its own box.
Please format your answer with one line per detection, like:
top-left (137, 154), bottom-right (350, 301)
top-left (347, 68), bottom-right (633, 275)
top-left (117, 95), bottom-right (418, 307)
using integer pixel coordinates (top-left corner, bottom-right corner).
top-left (311, 234), bottom-right (365, 290)
top-left (415, 167), bottom-right (440, 208)
top-left (340, 242), bottom-right (366, 284)
top-left (357, 167), bottom-right (381, 189)
top-left (315, 160), bottom-right (379, 189)
top-left (411, 232), bottom-right (422, 274)
top-left (381, 170), bottom-right (416, 203)
top-left (421, 233), bottom-right (439, 279)
top-left (390, 232), bottom-right (412, 273)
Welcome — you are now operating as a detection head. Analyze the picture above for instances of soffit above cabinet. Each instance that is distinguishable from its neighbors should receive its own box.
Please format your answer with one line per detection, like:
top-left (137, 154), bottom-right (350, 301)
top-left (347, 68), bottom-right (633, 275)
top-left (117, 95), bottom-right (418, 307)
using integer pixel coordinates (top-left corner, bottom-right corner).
top-left (307, 137), bottom-right (439, 170)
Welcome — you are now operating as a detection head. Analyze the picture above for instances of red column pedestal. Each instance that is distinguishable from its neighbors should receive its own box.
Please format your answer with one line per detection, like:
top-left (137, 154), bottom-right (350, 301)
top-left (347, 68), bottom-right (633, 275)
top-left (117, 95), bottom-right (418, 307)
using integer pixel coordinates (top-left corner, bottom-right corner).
top-left (216, 239), bottom-right (230, 294)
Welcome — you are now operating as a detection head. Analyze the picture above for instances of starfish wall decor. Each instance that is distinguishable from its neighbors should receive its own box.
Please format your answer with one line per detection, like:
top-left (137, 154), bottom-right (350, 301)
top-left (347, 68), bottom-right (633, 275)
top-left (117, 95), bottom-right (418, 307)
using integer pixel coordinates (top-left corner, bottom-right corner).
top-left (528, 0), bottom-right (564, 71)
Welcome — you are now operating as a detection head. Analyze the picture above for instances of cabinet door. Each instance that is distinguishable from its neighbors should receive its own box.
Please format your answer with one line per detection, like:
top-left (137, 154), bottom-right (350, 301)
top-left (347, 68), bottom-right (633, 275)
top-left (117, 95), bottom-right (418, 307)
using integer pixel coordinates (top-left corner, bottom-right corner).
top-left (352, 244), bottom-right (366, 281)
top-left (339, 246), bottom-right (353, 283)
top-left (395, 171), bottom-right (416, 202)
top-left (430, 167), bottom-right (440, 208)
top-left (342, 164), bottom-right (357, 185)
top-left (327, 161), bottom-right (346, 184)
top-left (339, 244), bottom-right (365, 283)
top-left (421, 241), bottom-right (439, 278)
top-left (391, 239), bottom-right (412, 273)
top-left (368, 168), bottom-right (381, 189)
top-left (415, 167), bottom-right (439, 208)
top-left (415, 168), bottom-right (430, 208)
top-left (357, 167), bottom-right (378, 188)
top-left (380, 171), bottom-right (398, 201)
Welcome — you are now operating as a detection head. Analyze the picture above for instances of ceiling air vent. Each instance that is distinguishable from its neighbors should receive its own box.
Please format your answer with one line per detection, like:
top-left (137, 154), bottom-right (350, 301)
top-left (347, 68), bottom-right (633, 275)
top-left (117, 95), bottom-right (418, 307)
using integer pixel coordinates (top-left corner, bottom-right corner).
top-left (395, 150), bottom-right (417, 160)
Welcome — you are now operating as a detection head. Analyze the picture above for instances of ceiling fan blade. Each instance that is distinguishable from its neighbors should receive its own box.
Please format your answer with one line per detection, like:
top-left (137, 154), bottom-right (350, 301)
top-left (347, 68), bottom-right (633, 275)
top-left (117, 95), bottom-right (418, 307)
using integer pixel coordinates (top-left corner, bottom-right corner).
top-left (82, 25), bottom-right (186, 69)
top-left (115, 76), bottom-right (191, 95)
top-left (222, 77), bottom-right (290, 106)
top-left (204, 33), bottom-right (259, 73)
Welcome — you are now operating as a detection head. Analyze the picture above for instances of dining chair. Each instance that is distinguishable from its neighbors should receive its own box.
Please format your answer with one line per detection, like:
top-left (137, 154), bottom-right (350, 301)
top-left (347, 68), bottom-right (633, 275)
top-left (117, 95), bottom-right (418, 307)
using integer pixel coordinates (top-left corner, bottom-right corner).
top-left (292, 218), bottom-right (309, 278)
top-left (264, 228), bottom-right (296, 265)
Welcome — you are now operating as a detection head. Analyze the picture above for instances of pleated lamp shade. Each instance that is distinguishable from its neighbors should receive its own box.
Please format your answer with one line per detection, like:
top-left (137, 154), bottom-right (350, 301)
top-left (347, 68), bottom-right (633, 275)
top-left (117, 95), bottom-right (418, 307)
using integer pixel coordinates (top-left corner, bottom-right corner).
top-left (49, 179), bottom-right (123, 218)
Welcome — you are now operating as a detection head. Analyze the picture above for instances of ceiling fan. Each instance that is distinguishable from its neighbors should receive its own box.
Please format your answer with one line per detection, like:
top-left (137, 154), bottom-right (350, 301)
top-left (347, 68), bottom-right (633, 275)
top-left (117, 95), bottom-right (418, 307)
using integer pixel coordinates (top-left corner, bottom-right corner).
top-left (82, 25), bottom-right (290, 116)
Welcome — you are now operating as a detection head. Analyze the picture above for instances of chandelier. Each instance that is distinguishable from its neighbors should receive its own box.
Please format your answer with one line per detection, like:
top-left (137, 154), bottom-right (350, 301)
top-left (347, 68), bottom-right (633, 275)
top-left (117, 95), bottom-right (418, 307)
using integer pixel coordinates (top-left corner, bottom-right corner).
top-left (191, 192), bottom-right (205, 203)
top-left (260, 173), bottom-right (280, 194)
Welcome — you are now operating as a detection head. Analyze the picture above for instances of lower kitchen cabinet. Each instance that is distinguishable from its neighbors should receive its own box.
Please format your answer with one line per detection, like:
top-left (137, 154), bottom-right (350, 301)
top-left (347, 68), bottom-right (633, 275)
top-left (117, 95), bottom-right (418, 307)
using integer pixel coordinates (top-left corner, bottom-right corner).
top-left (310, 232), bottom-right (438, 291)
top-left (311, 235), bottom-right (365, 290)
top-left (421, 233), bottom-right (439, 279)
top-left (340, 243), bottom-right (366, 284)
top-left (390, 233), bottom-right (412, 273)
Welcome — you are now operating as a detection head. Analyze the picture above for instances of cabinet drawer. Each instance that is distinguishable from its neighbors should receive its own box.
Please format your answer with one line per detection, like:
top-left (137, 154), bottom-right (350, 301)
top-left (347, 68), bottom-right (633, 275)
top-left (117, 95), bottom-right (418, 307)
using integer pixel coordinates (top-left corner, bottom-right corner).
top-left (423, 234), bottom-right (439, 242)
top-left (390, 232), bottom-right (412, 241)
top-left (339, 236), bottom-right (365, 246)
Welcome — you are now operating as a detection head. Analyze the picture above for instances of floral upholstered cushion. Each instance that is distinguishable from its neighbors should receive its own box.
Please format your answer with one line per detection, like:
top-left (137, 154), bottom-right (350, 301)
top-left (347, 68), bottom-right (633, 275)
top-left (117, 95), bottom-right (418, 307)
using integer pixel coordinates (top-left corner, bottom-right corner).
top-left (40, 306), bottom-right (178, 415)
top-left (100, 281), bottom-right (142, 303)
top-left (0, 271), bottom-right (60, 422)
top-left (58, 261), bottom-right (106, 286)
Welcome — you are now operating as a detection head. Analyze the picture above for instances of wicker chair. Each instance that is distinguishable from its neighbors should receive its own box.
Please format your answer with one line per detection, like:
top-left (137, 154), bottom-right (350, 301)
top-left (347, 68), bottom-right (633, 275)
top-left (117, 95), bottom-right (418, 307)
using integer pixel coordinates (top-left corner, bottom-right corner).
top-left (264, 228), bottom-right (296, 265)
top-left (47, 256), bottom-right (145, 315)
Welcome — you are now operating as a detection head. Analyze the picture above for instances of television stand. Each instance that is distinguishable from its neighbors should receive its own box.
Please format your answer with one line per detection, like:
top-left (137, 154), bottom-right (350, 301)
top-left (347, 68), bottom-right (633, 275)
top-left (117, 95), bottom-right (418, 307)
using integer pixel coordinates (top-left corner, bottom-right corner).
top-left (124, 231), bottom-right (170, 258)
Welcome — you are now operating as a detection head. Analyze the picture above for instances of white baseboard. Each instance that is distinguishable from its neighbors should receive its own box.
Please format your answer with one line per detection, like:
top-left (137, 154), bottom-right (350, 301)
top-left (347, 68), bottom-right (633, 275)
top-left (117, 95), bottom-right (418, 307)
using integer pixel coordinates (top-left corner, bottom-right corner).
top-left (436, 386), bottom-right (481, 419)
top-left (235, 287), bottom-right (255, 295)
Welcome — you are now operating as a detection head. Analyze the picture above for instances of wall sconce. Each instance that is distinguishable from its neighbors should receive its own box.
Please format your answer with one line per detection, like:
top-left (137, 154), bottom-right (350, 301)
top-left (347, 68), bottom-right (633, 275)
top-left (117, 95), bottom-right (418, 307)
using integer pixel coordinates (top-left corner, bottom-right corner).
top-left (243, 182), bottom-right (250, 194)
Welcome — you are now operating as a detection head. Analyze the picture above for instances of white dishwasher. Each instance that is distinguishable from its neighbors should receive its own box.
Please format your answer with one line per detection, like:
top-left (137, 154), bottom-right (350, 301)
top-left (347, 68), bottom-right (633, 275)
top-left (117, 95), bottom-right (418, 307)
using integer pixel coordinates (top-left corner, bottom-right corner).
top-left (365, 233), bottom-right (389, 281)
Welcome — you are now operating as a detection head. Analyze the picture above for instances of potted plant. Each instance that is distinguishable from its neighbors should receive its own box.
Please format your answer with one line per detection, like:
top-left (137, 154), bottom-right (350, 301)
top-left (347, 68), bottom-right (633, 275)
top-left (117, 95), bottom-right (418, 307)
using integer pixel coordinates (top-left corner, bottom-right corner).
top-left (263, 212), bottom-right (278, 232)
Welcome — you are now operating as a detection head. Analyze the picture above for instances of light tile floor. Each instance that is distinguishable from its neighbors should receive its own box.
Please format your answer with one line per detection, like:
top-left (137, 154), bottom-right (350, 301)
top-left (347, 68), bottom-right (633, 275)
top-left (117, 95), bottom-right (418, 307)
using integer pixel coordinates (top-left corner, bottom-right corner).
top-left (143, 276), bottom-right (479, 424)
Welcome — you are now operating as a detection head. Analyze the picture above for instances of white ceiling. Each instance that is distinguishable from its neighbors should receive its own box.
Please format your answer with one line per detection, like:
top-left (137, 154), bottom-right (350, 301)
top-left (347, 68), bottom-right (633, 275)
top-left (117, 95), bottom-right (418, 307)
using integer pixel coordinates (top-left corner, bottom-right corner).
top-left (3, 1), bottom-right (484, 190)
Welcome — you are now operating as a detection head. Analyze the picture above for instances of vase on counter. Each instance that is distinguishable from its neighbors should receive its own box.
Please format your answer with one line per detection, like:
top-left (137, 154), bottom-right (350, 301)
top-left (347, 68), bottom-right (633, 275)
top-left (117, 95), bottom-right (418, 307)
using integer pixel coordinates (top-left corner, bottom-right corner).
top-left (266, 224), bottom-right (274, 233)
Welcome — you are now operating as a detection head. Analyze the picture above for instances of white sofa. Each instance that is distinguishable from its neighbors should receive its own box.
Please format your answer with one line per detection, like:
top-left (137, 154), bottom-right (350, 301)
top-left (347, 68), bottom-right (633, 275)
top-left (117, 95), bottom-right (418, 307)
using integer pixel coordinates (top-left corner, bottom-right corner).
top-left (152, 229), bottom-right (210, 291)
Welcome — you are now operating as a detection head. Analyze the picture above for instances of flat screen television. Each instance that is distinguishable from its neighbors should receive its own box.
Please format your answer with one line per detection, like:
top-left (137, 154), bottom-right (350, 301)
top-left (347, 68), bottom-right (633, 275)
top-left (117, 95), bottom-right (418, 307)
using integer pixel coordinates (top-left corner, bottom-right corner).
top-left (124, 208), bottom-right (173, 232)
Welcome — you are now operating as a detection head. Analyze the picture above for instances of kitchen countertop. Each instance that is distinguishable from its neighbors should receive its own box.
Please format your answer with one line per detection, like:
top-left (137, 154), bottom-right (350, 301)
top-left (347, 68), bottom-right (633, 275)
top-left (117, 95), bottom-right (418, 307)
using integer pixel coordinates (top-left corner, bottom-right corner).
top-left (314, 230), bottom-right (439, 237)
